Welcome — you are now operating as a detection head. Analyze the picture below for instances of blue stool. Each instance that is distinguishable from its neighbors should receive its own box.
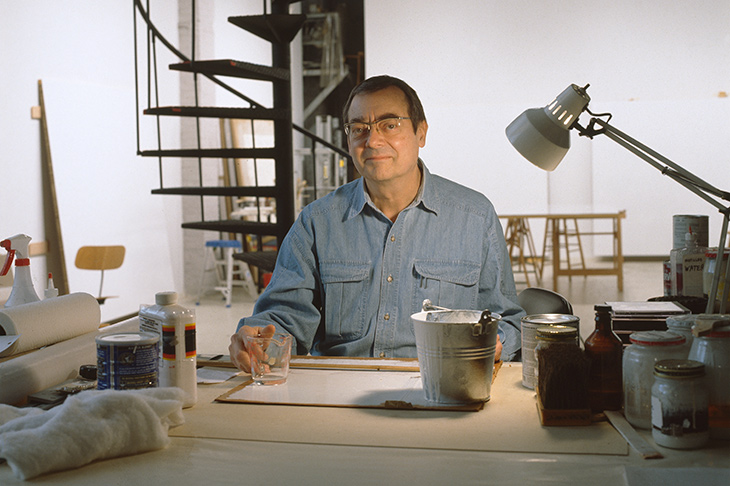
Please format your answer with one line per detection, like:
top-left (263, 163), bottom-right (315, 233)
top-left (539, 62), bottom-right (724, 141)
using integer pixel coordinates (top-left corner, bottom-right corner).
top-left (196, 239), bottom-right (257, 307)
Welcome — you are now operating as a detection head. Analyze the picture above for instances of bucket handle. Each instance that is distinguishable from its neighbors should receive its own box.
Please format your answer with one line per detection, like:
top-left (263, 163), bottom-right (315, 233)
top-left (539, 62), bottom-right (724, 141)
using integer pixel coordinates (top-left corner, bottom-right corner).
top-left (473, 310), bottom-right (496, 336)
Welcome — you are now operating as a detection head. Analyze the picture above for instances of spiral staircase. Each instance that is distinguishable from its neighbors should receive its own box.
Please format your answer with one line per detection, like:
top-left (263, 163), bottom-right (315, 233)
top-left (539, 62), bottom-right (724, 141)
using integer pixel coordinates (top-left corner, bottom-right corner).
top-left (133, 0), bottom-right (351, 279)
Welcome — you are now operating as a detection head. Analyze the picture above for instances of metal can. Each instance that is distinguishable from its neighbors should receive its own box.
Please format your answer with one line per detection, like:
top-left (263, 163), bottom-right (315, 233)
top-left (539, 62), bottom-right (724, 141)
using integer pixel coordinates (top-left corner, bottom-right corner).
top-left (673, 214), bottom-right (709, 249)
top-left (651, 359), bottom-right (709, 449)
top-left (521, 314), bottom-right (580, 389)
top-left (623, 331), bottom-right (688, 429)
top-left (96, 332), bottom-right (159, 390)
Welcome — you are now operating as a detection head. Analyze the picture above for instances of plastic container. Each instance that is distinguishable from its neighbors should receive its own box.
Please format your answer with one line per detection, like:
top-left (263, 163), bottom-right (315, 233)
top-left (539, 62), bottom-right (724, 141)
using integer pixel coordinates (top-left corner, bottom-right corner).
top-left (703, 248), bottom-right (730, 307)
top-left (688, 322), bottom-right (730, 439)
top-left (1, 234), bottom-right (41, 307)
top-left (651, 359), bottom-right (709, 449)
top-left (622, 331), bottom-right (687, 429)
top-left (139, 291), bottom-right (197, 408)
top-left (665, 314), bottom-right (695, 350)
top-left (670, 229), bottom-right (707, 297)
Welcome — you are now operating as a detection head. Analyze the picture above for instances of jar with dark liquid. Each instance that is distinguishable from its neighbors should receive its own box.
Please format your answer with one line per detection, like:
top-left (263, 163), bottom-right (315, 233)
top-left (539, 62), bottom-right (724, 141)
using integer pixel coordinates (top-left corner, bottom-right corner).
top-left (585, 304), bottom-right (623, 413)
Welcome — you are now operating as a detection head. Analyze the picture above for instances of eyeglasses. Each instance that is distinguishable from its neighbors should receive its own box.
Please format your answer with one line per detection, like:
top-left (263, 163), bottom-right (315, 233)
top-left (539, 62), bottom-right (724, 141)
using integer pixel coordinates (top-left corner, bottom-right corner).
top-left (343, 117), bottom-right (411, 142)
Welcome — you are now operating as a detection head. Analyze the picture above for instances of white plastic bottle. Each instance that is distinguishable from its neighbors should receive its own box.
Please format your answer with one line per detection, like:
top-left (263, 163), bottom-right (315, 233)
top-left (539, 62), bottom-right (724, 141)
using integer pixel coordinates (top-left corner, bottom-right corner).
top-left (139, 291), bottom-right (197, 407)
top-left (670, 228), bottom-right (706, 297)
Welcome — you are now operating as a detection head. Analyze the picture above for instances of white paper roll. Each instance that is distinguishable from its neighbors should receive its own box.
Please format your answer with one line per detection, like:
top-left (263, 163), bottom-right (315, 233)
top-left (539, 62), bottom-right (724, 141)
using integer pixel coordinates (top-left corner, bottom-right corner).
top-left (0, 293), bottom-right (101, 357)
top-left (0, 317), bottom-right (139, 405)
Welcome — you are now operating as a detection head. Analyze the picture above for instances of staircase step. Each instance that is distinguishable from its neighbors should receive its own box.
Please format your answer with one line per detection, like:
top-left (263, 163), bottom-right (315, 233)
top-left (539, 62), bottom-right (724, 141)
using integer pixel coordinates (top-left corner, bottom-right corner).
top-left (139, 147), bottom-right (278, 159)
top-left (170, 59), bottom-right (289, 82)
top-left (151, 186), bottom-right (278, 197)
top-left (228, 14), bottom-right (306, 44)
top-left (182, 219), bottom-right (282, 236)
top-left (144, 106), bottom-right (289, 120)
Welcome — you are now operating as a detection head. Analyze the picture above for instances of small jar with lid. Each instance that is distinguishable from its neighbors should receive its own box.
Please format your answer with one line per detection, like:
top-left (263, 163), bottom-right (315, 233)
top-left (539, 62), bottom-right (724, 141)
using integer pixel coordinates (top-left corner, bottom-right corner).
top-left (623, 331), bottom-right (688, 429)
top-left (665, 314), bottom-right (695, 351)
top-left (651, 359), bottom-right (709, 449)
top-left (535, 325), bottom-right (588, 410)
top-left (688, 321), bottom-right (730, 439)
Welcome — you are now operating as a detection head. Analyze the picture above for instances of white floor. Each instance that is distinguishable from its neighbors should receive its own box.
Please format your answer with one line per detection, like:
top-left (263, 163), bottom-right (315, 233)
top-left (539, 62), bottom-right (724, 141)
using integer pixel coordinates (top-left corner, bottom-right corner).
top-left (186, 258), bottom-right (665, 356)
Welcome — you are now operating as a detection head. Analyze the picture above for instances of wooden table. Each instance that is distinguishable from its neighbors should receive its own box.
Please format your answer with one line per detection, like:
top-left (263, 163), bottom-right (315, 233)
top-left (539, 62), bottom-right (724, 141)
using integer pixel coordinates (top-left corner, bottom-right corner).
top-left (501, 211), bottom-right (626, 292)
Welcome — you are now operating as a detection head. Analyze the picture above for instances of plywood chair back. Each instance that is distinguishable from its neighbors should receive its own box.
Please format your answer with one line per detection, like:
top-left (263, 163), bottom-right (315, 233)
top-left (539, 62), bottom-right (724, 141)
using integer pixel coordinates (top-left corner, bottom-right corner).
top-left (75, 245), bottom-right (125, 303)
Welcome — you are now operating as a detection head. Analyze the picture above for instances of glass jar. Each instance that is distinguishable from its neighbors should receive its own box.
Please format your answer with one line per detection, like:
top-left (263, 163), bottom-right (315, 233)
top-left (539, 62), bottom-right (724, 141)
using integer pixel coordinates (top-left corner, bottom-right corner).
top-left (623, 331), bottom-right (687, 429)
top-left (688, 322), bottom-right (730, 439)
top-left (665, 314), bottom-right (695, 350)
top-left (651, 359), bottom-right (709, 449)
top-left (535, 325), bottom-right (588, 410)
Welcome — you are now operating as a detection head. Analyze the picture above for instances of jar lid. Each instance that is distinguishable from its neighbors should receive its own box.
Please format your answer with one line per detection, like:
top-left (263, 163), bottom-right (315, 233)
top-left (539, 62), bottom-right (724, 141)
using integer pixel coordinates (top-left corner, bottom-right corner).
top-left (536, 325), bottom-right (578, 341)
top-left (629, 330), bottom-right (686, 346)
top-left (708, 324), bottom-right (730, 338)
top-left (522, 314), bottom-right (579, 325)
top-left (654, 359), bottom-right (705, 378)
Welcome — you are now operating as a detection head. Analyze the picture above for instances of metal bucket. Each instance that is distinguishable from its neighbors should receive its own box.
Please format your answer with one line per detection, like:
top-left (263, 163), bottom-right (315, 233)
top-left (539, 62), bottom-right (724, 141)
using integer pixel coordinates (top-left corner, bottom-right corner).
top-left (521, 314), bottom-right (580, 390)
top-left (411, 301), bottom-right (501, 404)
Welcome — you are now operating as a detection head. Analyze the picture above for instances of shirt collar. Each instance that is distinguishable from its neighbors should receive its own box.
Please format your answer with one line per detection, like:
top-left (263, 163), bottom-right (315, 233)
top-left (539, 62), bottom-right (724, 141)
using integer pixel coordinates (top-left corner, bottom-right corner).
top-left (346, 159), bottom-right (440, 220)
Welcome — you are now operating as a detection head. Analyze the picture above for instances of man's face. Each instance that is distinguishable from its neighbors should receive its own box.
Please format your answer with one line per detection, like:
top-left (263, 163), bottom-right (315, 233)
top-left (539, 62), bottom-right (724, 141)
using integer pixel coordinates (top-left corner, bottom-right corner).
top-left (346, 86), bottom-right (427, 187)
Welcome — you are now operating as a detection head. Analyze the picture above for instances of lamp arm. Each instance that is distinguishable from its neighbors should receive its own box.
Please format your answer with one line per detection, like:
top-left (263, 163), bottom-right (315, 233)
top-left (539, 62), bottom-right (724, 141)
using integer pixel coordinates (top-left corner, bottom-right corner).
top-left (582, 117), bottom-right (730, 313)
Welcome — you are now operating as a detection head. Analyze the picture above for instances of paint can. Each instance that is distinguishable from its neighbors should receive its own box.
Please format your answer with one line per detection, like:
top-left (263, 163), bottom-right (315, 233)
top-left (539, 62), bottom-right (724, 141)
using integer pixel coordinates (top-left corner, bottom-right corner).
top-left (96, 332), bottom-right (159, 390)
top-left (521, 314), bottom-right (580, 389)
top-left (673, 215), bottom-right (709, 249)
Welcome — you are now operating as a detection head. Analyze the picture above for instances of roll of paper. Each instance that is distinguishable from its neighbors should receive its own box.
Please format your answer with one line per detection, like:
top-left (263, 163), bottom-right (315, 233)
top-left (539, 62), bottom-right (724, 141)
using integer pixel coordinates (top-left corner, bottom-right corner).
top-left (0, 293), bottom-right (101, 357)
top-left (0, 317), bottom-right (139, 405)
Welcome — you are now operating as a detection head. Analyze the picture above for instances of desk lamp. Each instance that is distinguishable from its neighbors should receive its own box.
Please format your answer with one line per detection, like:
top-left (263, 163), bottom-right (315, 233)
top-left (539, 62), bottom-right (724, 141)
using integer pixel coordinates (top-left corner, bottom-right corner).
top-left (505, 84), bottom-right (730, 313)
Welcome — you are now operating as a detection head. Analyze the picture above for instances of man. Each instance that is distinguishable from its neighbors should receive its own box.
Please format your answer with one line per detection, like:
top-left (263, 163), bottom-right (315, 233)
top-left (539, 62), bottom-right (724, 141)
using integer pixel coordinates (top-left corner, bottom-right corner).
top-left (229, 75), bottom-right (523, 371)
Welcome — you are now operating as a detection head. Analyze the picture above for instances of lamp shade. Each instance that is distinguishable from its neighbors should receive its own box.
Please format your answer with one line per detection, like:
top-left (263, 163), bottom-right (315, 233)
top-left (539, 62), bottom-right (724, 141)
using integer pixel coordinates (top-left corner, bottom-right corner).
top-left (506, 84), bottom-right (590, 171)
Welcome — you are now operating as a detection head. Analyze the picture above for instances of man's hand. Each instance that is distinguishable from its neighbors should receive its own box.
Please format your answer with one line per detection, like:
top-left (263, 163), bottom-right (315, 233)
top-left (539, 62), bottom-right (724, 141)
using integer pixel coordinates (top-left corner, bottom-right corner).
top-left (229, 324), bottom-right (276, 372)
top-left (494, 338), bottom-right (502, 362)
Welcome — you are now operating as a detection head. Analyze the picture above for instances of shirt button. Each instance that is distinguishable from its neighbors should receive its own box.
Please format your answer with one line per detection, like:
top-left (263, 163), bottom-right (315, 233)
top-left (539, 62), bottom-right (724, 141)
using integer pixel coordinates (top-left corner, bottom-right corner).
top-left (384, 313), bottom-right (390, 320)
top-left (390, 235), bottom-right (395, 242)
top-left (379, 352), bottom-right (386, 358)
top-left (387, 275), bottom-right (393, 282)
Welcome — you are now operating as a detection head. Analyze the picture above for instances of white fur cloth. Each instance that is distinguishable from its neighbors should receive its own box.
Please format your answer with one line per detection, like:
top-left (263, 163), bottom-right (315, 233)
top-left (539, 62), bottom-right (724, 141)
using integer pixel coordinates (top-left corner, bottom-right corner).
top-left (0, 387), bottom-right (185, 480)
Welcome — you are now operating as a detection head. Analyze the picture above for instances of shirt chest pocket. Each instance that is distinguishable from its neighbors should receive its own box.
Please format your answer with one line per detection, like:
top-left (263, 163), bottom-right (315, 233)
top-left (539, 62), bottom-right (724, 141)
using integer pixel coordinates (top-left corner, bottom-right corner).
top-left (320, 261), bottom-right (371, 340)
top-left (413, 260), bottom-right (481, 310)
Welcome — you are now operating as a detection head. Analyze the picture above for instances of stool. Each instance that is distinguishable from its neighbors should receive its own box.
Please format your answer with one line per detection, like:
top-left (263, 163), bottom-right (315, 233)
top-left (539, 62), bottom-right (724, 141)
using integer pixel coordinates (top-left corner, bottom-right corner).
top-left (196, 240), bottom-right (257, 307)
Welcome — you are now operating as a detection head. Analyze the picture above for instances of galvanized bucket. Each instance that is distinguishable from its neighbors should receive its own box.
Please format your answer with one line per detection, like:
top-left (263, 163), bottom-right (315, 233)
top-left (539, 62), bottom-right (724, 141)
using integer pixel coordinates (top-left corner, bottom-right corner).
top-left (411, 301), bottom-right (501, 404)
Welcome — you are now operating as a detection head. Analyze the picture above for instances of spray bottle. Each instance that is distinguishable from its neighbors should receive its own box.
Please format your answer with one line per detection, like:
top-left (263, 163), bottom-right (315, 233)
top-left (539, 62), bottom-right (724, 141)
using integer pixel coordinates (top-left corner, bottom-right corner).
top-left (1, 234), bottom-right (41, 307)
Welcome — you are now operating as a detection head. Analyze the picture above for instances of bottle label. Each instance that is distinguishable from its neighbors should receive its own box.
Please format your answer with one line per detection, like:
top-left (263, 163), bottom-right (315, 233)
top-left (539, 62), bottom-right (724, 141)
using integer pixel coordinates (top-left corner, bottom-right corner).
top-left (652, 395), bottom-right (709, 436)
top-left (162, 323), bottom-right (197, 360)
top-left (682, 254), bottom-right (705, 296)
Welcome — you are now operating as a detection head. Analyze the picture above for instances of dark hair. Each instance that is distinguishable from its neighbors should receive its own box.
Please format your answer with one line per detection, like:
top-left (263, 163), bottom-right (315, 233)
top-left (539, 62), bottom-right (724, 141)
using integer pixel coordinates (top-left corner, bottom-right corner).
top-left (342, 75), bottom-right (427, 133)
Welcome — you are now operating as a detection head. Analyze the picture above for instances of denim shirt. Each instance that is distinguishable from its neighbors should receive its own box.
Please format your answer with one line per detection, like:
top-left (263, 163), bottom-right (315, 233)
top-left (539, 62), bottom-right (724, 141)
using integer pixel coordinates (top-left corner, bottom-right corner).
top-left (238, 162), bottom-right (524, 361)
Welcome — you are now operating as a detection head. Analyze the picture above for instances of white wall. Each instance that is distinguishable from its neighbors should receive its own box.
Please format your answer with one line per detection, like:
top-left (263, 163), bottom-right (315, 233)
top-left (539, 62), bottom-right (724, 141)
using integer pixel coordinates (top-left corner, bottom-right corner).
top-left (364, 0), bottom-right (730, 257)
top-left (0, 1), bottom-right (181, 321)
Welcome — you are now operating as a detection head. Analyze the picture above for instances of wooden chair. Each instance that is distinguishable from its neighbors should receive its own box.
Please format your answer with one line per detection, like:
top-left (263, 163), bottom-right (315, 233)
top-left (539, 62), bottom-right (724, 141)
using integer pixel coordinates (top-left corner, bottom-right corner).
top-left (75, 246), bottom-right (125, 304)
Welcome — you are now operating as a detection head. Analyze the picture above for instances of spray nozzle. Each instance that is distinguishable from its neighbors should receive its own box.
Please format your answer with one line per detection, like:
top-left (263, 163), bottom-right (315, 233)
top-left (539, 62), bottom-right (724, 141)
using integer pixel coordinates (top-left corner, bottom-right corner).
top-left (1, 234), bottom-right (33, 277)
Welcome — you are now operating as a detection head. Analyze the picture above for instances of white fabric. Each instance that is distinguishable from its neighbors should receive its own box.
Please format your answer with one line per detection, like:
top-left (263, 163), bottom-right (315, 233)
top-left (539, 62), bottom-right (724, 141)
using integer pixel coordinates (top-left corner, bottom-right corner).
top-left (0, 387), bottom-right (185, 480)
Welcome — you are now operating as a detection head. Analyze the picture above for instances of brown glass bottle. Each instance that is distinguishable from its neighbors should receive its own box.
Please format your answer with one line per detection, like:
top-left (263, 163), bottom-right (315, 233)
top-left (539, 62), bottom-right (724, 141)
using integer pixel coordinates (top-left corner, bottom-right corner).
top-left (584, 304), bottom-right (623, 412)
